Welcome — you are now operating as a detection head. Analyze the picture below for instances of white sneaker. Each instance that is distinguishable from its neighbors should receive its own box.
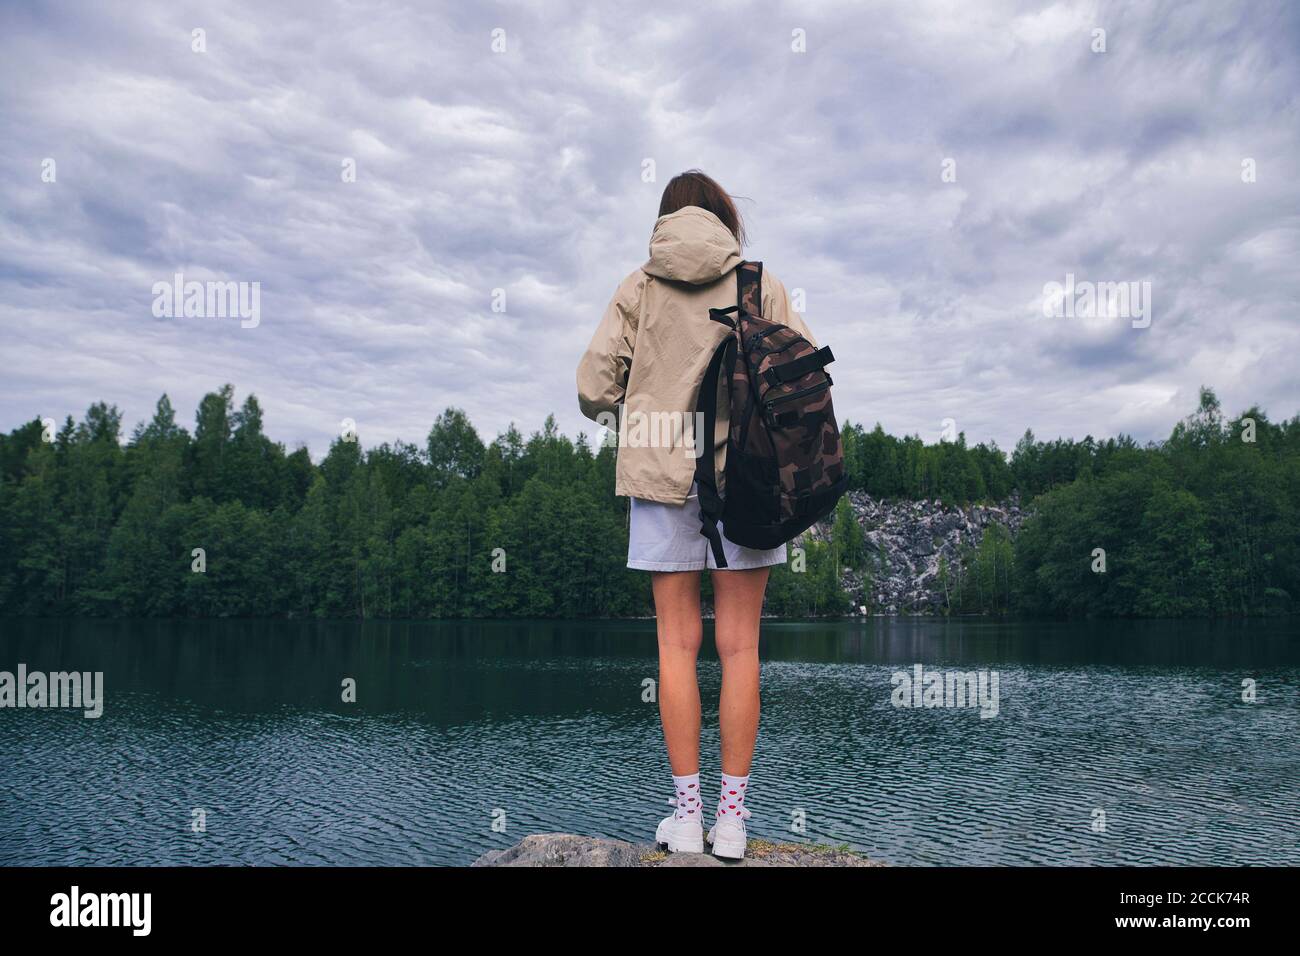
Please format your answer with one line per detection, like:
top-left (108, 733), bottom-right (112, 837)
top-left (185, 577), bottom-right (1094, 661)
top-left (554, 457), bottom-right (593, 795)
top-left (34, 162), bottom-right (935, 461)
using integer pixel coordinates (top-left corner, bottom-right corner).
top-left (707, 807), bottom-right (751, 860)
top-left (656, 799), bottom-right (704, 853)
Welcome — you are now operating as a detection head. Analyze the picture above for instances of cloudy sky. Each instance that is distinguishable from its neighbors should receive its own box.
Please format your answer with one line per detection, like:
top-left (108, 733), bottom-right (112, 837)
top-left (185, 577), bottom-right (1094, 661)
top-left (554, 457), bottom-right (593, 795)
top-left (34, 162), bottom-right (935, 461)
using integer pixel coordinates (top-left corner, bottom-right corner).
top-left (2, 0), bottom-right (1297, 457)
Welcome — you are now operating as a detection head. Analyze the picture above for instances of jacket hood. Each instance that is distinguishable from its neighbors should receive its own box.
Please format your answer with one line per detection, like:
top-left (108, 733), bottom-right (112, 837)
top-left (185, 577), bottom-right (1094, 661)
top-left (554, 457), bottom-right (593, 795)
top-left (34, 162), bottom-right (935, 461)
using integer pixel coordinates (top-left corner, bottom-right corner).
top-left (642, 206), bottom-right (743, 285)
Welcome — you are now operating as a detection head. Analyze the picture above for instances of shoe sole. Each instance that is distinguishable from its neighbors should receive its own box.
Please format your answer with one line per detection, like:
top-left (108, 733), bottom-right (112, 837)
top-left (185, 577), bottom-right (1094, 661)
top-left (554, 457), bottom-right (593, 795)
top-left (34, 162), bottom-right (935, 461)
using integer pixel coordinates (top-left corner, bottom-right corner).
top-left (661, 835), bottom-right (705, 853)
top-left (707, 831), bottom-right (747, 860)
top-left (657, 824), bottom-right (704, 854)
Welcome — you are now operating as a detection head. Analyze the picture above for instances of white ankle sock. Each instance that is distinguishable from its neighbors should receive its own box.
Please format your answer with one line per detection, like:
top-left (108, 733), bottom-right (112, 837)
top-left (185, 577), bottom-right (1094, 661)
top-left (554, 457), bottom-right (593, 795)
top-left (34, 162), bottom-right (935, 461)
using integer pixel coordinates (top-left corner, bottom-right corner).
top-left (671, 772), bottom-right (701, 821)
top-left (716, 772), bottom-right (749, 821)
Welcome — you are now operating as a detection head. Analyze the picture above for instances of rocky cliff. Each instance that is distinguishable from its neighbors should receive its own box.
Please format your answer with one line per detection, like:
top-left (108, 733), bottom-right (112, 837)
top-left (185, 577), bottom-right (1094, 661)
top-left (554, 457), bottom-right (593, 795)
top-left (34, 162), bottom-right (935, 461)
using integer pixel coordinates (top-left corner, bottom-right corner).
top-left (807, 490), bottom-right (1026, 615)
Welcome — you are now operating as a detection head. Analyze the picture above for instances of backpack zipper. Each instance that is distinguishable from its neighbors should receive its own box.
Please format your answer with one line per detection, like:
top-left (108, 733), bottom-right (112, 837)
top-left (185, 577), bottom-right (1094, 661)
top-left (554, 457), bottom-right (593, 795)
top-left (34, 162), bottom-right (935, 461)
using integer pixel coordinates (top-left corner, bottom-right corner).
top-left (746, 324), bottom-right (789, 351)
top-left (763, 380), bottom-right (829, 409)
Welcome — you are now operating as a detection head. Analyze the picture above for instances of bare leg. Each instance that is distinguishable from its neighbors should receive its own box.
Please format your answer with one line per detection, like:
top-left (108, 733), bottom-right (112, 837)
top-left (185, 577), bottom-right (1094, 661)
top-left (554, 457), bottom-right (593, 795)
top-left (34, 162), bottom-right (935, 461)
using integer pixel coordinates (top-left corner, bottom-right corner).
top-left (652, 570), bottom-right (703, 775)
top-left (712, 567), bottom-right (769, 776)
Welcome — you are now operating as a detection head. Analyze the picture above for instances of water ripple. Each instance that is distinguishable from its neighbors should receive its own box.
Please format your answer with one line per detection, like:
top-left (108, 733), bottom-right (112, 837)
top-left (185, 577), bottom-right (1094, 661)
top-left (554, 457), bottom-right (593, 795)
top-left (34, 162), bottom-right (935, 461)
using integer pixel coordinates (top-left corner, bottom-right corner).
top-left (1, 619), bottom-right (1296, 865)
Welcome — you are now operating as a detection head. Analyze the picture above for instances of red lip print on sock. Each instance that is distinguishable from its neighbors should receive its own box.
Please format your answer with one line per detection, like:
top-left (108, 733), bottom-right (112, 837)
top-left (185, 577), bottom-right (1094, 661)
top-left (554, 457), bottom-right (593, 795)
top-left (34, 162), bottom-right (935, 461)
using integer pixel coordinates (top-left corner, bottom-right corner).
top-left (728, 790), bottom-right (736, 795)
top-left (728, 805), bottom-right (736, 809)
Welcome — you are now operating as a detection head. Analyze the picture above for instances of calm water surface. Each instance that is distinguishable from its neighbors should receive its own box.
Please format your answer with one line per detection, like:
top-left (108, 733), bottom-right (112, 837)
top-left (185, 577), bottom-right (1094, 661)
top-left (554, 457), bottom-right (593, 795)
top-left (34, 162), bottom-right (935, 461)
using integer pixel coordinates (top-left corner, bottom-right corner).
top-left (1, 618), bottom-right (1296, 866)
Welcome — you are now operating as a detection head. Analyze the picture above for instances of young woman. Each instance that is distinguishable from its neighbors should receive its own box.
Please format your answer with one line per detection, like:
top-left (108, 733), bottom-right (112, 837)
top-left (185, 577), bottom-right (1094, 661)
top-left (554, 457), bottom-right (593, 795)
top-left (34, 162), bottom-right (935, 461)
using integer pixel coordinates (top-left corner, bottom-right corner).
top-left (576, 171), bottom-right (818, 860)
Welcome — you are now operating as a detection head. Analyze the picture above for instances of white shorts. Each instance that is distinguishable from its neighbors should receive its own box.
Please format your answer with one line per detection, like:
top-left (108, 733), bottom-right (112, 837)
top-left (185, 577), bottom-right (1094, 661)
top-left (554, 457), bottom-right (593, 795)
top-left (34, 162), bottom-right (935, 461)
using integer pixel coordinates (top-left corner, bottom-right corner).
top-left (627, 483), bottom-right (788, 572)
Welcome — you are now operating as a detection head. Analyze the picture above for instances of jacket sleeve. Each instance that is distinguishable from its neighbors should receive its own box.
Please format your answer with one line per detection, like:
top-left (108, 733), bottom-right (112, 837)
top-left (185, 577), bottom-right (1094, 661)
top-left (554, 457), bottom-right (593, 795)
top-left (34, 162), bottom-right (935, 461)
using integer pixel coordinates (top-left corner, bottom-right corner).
top-left (763, 272), bottom-right (818, 348)
top-left (577, 272), bottom-right (642, 422)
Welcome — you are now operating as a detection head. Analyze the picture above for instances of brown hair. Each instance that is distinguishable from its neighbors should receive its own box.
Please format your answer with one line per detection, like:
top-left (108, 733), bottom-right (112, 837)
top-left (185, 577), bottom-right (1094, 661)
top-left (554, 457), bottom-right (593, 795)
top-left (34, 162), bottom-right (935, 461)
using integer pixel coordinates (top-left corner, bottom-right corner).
top-left (658, 170), bottom-right (746, 246)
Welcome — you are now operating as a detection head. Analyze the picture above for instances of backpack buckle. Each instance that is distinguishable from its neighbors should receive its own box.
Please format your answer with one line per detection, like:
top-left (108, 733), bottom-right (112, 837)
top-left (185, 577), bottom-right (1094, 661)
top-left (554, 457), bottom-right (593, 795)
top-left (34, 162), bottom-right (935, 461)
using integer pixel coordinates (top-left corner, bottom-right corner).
top-left (766, 407), bottom-right (799, 429)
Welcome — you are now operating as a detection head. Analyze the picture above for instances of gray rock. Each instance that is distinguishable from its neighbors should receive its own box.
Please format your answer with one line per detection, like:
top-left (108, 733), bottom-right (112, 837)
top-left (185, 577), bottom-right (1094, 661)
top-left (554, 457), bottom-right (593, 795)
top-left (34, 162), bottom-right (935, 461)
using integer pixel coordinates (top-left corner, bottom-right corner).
top-left (930, 513), bottom-right (963, 536)
top-left (471, 833), bottom-right (649, 867)
top-left (819, 490), bottom-right (1027, 616)
top-left (472, 833), bottom-right (882, 867)
top-left (655, 843), bottom-right (880, 867)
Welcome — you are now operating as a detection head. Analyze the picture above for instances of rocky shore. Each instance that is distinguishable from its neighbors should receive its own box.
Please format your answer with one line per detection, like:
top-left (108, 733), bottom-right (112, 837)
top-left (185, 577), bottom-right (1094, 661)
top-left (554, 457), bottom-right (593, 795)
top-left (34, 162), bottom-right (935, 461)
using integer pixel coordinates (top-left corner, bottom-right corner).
top-left (472, 833), bottom-right (882, 867)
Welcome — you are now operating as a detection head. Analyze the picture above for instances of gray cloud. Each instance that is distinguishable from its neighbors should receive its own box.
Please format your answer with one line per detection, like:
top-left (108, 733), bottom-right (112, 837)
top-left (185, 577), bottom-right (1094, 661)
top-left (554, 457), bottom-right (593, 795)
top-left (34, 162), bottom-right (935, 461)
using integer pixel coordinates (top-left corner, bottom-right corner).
top-left (1, 0), bottom-right (1296, 458)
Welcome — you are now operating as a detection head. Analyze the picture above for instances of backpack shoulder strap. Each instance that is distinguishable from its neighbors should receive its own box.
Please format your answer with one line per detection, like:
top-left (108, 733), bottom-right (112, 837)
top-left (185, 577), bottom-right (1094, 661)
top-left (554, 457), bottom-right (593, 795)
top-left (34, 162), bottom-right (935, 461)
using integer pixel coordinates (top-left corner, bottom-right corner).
top-left (693, 335), bottom-right (733, 569)
top-left (693, 260), bottom-right (762, 570)
top-left (737, 261), bottom-right (763, 316)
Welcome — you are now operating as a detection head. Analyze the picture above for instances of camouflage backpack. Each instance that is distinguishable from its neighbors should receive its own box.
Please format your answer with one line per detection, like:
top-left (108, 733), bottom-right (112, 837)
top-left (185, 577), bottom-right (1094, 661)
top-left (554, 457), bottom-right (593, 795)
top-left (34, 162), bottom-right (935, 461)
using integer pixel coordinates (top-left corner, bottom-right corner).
top-left (694, 261), bottom-right (848, 567)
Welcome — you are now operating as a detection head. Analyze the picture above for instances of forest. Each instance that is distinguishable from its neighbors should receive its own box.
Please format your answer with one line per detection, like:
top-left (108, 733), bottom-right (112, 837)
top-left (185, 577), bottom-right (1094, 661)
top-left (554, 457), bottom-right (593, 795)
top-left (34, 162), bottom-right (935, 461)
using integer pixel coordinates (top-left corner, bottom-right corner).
top-left (0, 385), bottom-right (1294, 619)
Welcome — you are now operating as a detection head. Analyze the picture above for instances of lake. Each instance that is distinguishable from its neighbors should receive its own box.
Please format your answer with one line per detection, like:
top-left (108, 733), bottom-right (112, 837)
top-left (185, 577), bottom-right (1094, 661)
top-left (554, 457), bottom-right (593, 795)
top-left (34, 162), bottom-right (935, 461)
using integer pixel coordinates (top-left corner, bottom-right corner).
top-left (1, 617), bottom-right (1296, 866)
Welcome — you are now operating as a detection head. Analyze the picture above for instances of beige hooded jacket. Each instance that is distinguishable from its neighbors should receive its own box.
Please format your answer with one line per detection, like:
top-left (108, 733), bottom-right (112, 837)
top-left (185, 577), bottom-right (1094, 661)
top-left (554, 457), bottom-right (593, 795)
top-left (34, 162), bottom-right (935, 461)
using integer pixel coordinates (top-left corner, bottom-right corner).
top-left (576, 205), bottom-right (817, 505)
